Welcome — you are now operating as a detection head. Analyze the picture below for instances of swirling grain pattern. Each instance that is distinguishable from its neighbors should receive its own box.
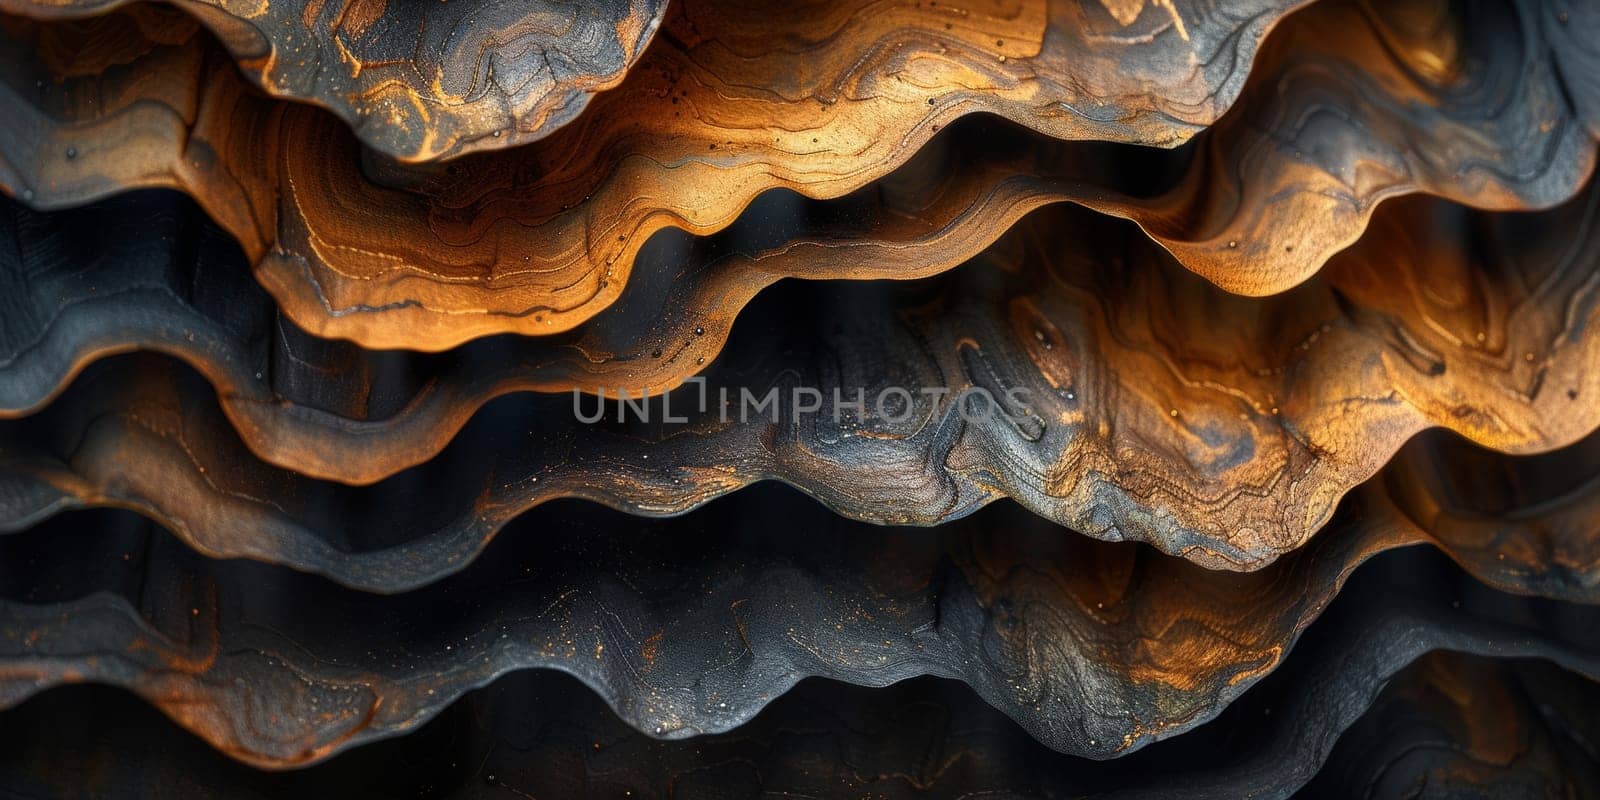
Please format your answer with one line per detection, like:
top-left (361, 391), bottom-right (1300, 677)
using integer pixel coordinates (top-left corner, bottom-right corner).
top-left (4, 184), bottom-right (1600, 569)
top-left (0, 0), bottom-right (668, 161)
top-left (0, 0), bottom-right (1597, 792)
top-left (1, 428), bottom-right (1598, 767)
top-left (0, 0), bottom-right (1322, 349)
top-left (3, 0), bottom-right (1594, 349)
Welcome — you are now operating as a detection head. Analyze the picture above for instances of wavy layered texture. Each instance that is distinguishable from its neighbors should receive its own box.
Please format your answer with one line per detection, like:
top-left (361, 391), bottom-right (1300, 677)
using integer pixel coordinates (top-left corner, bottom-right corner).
top-left (2, 0), bottom-right (1595, 348)
top-left (0, 0), bottom-right (1597, 792)
top-left (2, 655), bottom-right (1597, 799)
top-left (2, 425), bottom-right (1598, 765)
top-left (0, 0), bottom-right (668, 162)
top-left (6, 181), bottom-right (1600, 568)
top-left (1, 535), bottom-right (1597, 792)
top-left (0, 0), bottom-right (1402, 349)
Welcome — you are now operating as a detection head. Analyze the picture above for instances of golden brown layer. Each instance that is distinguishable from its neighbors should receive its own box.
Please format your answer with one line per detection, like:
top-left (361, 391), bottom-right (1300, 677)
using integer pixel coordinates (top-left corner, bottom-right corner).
top-left (4, 0), bottom-right (1593, 348)
top-left (0, 0), bottom-right (1336, 349)
top-left (4, 182), bottom-right (1600, 570)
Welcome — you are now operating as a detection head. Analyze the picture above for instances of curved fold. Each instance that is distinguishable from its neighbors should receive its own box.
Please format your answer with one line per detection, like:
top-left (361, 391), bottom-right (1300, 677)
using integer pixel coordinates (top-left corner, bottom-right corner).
top-left (2, 651), bottom-right (1596, 797)
top-left (0, 0), bottom-right (669, 162)
top-left (2, 0), bottom-right (1594, 348)
top-left (5, 183), bottom-right (1600, 568)
top-left (0, 513), bottom-right (1595, 778)
top-left (27, 0), bottom-right (1578, 348)
top-left (1, 428), bottom-right (1598, 766)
